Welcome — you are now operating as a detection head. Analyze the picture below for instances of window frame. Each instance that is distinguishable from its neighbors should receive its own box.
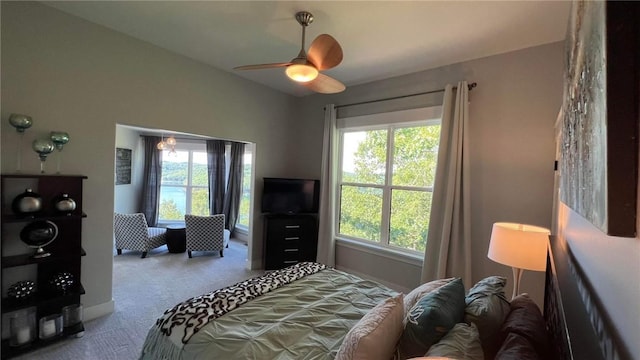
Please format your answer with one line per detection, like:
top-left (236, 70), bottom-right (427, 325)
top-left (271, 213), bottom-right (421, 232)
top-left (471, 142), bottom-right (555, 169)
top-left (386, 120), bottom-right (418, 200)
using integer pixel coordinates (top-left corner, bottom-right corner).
top-left (335, 106), bottom-right (442, 255)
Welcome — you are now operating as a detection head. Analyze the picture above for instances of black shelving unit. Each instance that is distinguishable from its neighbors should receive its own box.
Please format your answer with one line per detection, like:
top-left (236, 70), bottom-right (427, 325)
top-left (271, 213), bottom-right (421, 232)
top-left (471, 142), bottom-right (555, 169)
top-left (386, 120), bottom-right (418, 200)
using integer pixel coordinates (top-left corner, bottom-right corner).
top-left (1, 174), bottom-right (87, 359)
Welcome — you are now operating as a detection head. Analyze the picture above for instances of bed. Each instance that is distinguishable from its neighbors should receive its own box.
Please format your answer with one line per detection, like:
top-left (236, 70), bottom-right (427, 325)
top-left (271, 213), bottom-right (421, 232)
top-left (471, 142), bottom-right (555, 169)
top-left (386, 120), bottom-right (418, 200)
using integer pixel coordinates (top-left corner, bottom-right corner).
top-left (139, 235), bottom-right (627, 360)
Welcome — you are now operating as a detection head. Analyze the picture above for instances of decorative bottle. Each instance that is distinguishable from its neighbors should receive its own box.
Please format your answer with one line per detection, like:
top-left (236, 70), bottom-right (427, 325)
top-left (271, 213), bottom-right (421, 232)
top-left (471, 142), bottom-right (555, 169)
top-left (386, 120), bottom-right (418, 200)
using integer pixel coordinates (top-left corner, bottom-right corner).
top-left (11, 188), bottom-right (43, 216)
top-left (53, 193), bottom-right (76, 215)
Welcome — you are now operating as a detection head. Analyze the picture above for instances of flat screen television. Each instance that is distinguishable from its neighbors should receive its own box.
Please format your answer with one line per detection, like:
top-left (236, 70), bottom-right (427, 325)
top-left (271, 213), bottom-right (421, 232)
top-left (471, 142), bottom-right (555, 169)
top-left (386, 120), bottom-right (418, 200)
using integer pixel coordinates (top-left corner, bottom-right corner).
top-left (261, 178), bottom-right (320, 214)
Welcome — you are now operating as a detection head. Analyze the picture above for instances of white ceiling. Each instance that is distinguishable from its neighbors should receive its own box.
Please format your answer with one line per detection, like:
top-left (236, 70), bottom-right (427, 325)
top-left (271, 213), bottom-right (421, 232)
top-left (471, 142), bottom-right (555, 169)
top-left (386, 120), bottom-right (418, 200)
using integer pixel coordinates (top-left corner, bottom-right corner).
top-left (44, 1), bottom-right (571, 97)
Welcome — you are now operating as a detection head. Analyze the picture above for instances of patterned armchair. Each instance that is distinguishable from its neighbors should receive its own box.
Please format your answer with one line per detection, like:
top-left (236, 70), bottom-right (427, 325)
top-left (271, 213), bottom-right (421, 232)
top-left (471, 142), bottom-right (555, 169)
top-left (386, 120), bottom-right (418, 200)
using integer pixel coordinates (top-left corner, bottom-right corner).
top-left (114, 213), bottom-right (167, 258)
top-left (184, 214), bottom-right (230, 258)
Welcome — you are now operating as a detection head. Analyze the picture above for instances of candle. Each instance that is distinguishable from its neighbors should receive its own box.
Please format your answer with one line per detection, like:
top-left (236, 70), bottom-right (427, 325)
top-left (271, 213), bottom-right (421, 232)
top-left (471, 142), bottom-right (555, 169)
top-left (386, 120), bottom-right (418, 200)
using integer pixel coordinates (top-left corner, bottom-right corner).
top-left (15, 326), bottom-right (31, 345)
top-left (41, 319), bottom-right (56, 338)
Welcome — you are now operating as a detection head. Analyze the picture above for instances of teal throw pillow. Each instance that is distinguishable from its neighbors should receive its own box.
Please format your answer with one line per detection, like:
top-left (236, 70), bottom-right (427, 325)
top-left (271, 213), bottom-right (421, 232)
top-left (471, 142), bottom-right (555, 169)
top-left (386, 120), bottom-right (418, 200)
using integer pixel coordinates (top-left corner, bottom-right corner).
top-left (399, 277), bottom-right (466, 358)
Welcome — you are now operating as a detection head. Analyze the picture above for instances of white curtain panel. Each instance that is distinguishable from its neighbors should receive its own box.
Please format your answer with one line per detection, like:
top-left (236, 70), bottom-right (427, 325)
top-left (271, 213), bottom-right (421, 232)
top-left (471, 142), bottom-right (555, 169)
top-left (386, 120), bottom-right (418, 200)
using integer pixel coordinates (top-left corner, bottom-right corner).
top-left (316, 104), bottom-right (338, 267)
top-left (421, 81), bottom-right (472, 287)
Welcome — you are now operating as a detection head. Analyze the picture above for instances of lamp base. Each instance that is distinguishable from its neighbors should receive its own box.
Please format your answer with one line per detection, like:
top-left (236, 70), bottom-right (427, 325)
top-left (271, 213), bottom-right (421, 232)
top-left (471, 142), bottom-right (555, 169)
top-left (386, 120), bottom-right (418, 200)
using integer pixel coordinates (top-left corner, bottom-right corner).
top-left (511, 267), bottom-right (524, 299)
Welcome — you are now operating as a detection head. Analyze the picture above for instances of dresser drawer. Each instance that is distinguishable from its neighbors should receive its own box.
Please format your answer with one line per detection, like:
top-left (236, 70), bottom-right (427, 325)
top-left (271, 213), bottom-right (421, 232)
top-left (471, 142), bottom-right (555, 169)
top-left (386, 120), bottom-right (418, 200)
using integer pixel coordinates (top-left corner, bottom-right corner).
top-left (268, 219), bottom-right (308, 235)
top-left (282, 247), bottom-right (301, 261)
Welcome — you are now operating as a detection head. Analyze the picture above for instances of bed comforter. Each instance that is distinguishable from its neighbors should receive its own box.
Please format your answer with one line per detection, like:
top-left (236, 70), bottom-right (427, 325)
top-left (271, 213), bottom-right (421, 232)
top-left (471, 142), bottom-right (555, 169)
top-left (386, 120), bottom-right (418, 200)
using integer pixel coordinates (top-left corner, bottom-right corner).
top-left (140, 263), bottom-right (397, 360)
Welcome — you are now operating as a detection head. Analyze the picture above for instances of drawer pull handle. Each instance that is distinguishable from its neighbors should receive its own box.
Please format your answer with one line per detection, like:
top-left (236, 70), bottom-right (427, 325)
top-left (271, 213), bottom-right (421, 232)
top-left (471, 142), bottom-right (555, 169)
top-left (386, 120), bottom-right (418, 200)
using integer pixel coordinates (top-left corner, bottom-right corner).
top-left (284, 260), bottom-right (298, 264)
top-left (284, 248), bottom-right (299, 252)
top-left (285, 225), bottom-right (300, 229)
top-left (284, 237), bottom-right (299, 240)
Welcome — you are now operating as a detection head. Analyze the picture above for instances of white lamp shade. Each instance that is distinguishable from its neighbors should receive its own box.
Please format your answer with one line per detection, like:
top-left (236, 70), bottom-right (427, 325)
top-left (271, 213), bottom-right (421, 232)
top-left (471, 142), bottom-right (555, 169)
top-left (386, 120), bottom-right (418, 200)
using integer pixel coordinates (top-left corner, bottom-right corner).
top-left (487, 222), bottom-right (550, 271)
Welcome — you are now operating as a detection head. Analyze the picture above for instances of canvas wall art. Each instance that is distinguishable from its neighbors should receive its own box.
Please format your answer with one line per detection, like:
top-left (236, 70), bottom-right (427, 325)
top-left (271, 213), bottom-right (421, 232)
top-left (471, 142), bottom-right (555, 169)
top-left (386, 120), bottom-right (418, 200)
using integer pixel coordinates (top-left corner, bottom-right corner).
top-left (560, 1), bottom-right (638, 237)
top-left (115, 147), bottom-right (132, 185)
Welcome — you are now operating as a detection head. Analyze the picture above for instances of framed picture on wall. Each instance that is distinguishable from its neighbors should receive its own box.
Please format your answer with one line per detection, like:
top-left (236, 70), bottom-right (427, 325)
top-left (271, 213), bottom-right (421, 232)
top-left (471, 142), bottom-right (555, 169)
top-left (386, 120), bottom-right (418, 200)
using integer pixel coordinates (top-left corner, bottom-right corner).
top-left (115, 148), bottom-right (132, 185)
top-left (559, 1), bottom-right (638, 237)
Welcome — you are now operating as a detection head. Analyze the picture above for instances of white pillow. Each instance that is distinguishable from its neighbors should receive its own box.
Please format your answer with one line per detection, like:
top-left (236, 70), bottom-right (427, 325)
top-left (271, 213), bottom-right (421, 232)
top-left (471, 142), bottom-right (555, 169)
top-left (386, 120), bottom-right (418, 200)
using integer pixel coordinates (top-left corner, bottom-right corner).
top-left (335, 293), bottom-right (404, 360)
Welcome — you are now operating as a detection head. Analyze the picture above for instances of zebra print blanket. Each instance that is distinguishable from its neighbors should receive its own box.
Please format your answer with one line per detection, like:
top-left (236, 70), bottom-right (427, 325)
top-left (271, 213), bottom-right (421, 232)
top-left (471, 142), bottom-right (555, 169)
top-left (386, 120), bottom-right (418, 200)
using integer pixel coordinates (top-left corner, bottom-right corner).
top-left (142, 262), bottom-right (327, 359)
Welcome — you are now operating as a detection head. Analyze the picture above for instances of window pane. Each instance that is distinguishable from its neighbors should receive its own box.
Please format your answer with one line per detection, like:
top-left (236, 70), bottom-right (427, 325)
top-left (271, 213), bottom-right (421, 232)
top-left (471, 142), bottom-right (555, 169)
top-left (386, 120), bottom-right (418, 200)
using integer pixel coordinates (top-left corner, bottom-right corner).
top-left (237, 157), bottom-right (252, 227)
top-left (392, 125), bottom-right (440, 187)
top-left (342, 130), bottom-right (387, 185)
top-left (161, 150), bottom-right (188, 185)
top-left (191, 152), bottom-right (208, 186)
top-left (338, 185), bottom-right (382, 241)
top-left (190, 187), bottom-right (209, 216)
top-left (159, 186), bottom-right (186, 220)
top-left (389, 189), bottom-right (432, 252)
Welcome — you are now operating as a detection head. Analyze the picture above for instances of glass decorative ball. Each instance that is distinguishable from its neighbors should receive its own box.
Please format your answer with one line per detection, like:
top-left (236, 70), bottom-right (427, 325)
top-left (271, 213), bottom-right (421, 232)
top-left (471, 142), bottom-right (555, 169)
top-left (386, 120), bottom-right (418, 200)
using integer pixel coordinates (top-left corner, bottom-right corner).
top-left (8, 114), bottom-right (33, 133)
top-left (50, 131), bottom-right (70, 150)
top-left (32, 139), bottom-right (55, 161)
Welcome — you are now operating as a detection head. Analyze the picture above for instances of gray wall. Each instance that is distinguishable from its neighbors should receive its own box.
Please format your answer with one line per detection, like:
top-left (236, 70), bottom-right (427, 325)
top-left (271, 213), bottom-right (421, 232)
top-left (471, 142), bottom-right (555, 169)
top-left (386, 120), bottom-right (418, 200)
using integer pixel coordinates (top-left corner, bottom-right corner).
top-left (114, 126), bottom-right (143, 214)
top-left (298, 42), bottom-right (564, 303)
top-left (1, 1), bottom-right (302, 317)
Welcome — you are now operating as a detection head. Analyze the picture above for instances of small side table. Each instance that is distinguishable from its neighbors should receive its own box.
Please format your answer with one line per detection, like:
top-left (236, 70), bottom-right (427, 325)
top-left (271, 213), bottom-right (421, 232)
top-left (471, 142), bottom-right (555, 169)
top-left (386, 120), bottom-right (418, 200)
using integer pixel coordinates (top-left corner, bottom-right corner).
top-left (165, 225), bottom-right (186, 253)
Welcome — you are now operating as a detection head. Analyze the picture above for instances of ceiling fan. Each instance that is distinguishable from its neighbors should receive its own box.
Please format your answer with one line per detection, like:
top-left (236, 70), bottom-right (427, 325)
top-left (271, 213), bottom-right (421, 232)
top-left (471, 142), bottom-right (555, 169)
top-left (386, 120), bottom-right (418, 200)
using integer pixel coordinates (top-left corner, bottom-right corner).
top-left (234, 11), bottom-right (345, 94)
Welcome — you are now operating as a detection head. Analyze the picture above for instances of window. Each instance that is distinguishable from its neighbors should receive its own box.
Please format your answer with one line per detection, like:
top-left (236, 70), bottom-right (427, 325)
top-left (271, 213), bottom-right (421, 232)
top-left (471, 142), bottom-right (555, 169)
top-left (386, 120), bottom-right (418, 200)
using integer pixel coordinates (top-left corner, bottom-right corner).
top-left (337, 107), bottom-right (441, 253)
top-left (236, 144), bottom-right (253, 230)
top-left (157, 140), bottom-right (254, 229)
top-left (158, 142), bottom-right (209, 222)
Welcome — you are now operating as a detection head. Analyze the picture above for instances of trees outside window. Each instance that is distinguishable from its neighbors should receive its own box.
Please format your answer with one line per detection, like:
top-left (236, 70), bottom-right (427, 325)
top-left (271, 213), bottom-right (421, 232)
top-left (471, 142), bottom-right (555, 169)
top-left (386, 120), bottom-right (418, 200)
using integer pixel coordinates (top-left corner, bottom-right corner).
top-left (338, 121), bottom-right (440, 253)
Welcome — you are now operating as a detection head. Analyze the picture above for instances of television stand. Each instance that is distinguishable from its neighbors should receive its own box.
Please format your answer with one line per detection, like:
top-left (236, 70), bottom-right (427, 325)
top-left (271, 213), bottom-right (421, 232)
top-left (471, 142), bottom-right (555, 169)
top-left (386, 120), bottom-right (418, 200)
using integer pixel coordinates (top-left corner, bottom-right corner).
top-left (263, 214), bottom-right (318, 270)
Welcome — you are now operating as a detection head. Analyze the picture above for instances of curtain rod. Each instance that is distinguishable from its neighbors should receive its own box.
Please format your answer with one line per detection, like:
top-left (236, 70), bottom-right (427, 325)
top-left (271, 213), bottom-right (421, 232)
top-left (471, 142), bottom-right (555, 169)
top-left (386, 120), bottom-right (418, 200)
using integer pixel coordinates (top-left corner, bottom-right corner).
top-left (335, 82), bottom-right (477, 109)
top-left (139, 135), bottom-right (213, 141)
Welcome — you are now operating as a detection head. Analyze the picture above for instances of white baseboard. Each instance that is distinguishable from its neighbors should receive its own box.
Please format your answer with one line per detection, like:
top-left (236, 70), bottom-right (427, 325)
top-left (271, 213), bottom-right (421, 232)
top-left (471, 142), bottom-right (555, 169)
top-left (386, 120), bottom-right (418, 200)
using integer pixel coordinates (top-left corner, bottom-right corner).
top-left (83, 299), bottom-right (115, 321)
top-left (233, 231), bottom-right (249, 243)
top-left (336, 266), bottom-right (412, 294)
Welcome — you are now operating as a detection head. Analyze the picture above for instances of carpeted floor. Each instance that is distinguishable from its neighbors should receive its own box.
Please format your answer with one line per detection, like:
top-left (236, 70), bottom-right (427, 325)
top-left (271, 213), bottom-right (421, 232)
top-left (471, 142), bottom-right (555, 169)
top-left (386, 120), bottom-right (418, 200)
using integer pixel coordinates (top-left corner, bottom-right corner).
top-left (13, 239), bottom-right (262, 360)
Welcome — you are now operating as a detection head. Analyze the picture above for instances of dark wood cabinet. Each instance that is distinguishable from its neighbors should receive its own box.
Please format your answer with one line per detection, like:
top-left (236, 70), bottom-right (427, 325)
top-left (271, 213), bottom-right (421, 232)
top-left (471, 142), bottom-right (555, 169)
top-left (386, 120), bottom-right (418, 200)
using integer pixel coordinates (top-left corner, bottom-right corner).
top-left (1, 174), bottom-right (87, 359)
top-left (264, 214), bottom-right (318, 270)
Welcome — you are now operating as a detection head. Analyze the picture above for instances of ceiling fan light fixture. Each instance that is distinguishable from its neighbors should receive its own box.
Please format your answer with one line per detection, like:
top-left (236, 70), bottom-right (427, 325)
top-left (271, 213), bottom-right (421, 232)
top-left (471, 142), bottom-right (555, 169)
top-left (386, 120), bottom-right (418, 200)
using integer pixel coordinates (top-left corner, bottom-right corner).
top-left (286, 64), bottom-right (318, 83)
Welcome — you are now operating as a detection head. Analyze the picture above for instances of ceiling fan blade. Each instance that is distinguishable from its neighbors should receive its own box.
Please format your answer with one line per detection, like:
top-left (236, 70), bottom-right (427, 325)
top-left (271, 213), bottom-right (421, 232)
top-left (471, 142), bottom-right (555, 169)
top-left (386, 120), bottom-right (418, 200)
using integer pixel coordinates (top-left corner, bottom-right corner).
top-left (307, 34), bottom-right (343, 71)
top-left (304, 73), bottom-right (346, 94)
top-left (234, 62), bottom-right (291, 71)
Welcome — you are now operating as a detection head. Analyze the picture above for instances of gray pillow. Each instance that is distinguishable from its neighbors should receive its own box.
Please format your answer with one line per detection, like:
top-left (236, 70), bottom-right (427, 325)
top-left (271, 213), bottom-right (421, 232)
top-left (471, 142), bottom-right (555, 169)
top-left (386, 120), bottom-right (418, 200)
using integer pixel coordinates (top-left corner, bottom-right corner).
top-left (425, 322), bottom-right (484, 360)
top-left (399, 278), bottom-right (466, 358)
top-left (464, 276), bottom-right (510, 358)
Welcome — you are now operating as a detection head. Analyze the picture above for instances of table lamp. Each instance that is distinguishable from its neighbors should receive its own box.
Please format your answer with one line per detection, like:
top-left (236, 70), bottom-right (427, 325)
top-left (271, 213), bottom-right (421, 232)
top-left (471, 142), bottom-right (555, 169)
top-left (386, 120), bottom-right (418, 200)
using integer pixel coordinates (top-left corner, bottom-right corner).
top-left (487, 222), bottom-right (550, 299)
